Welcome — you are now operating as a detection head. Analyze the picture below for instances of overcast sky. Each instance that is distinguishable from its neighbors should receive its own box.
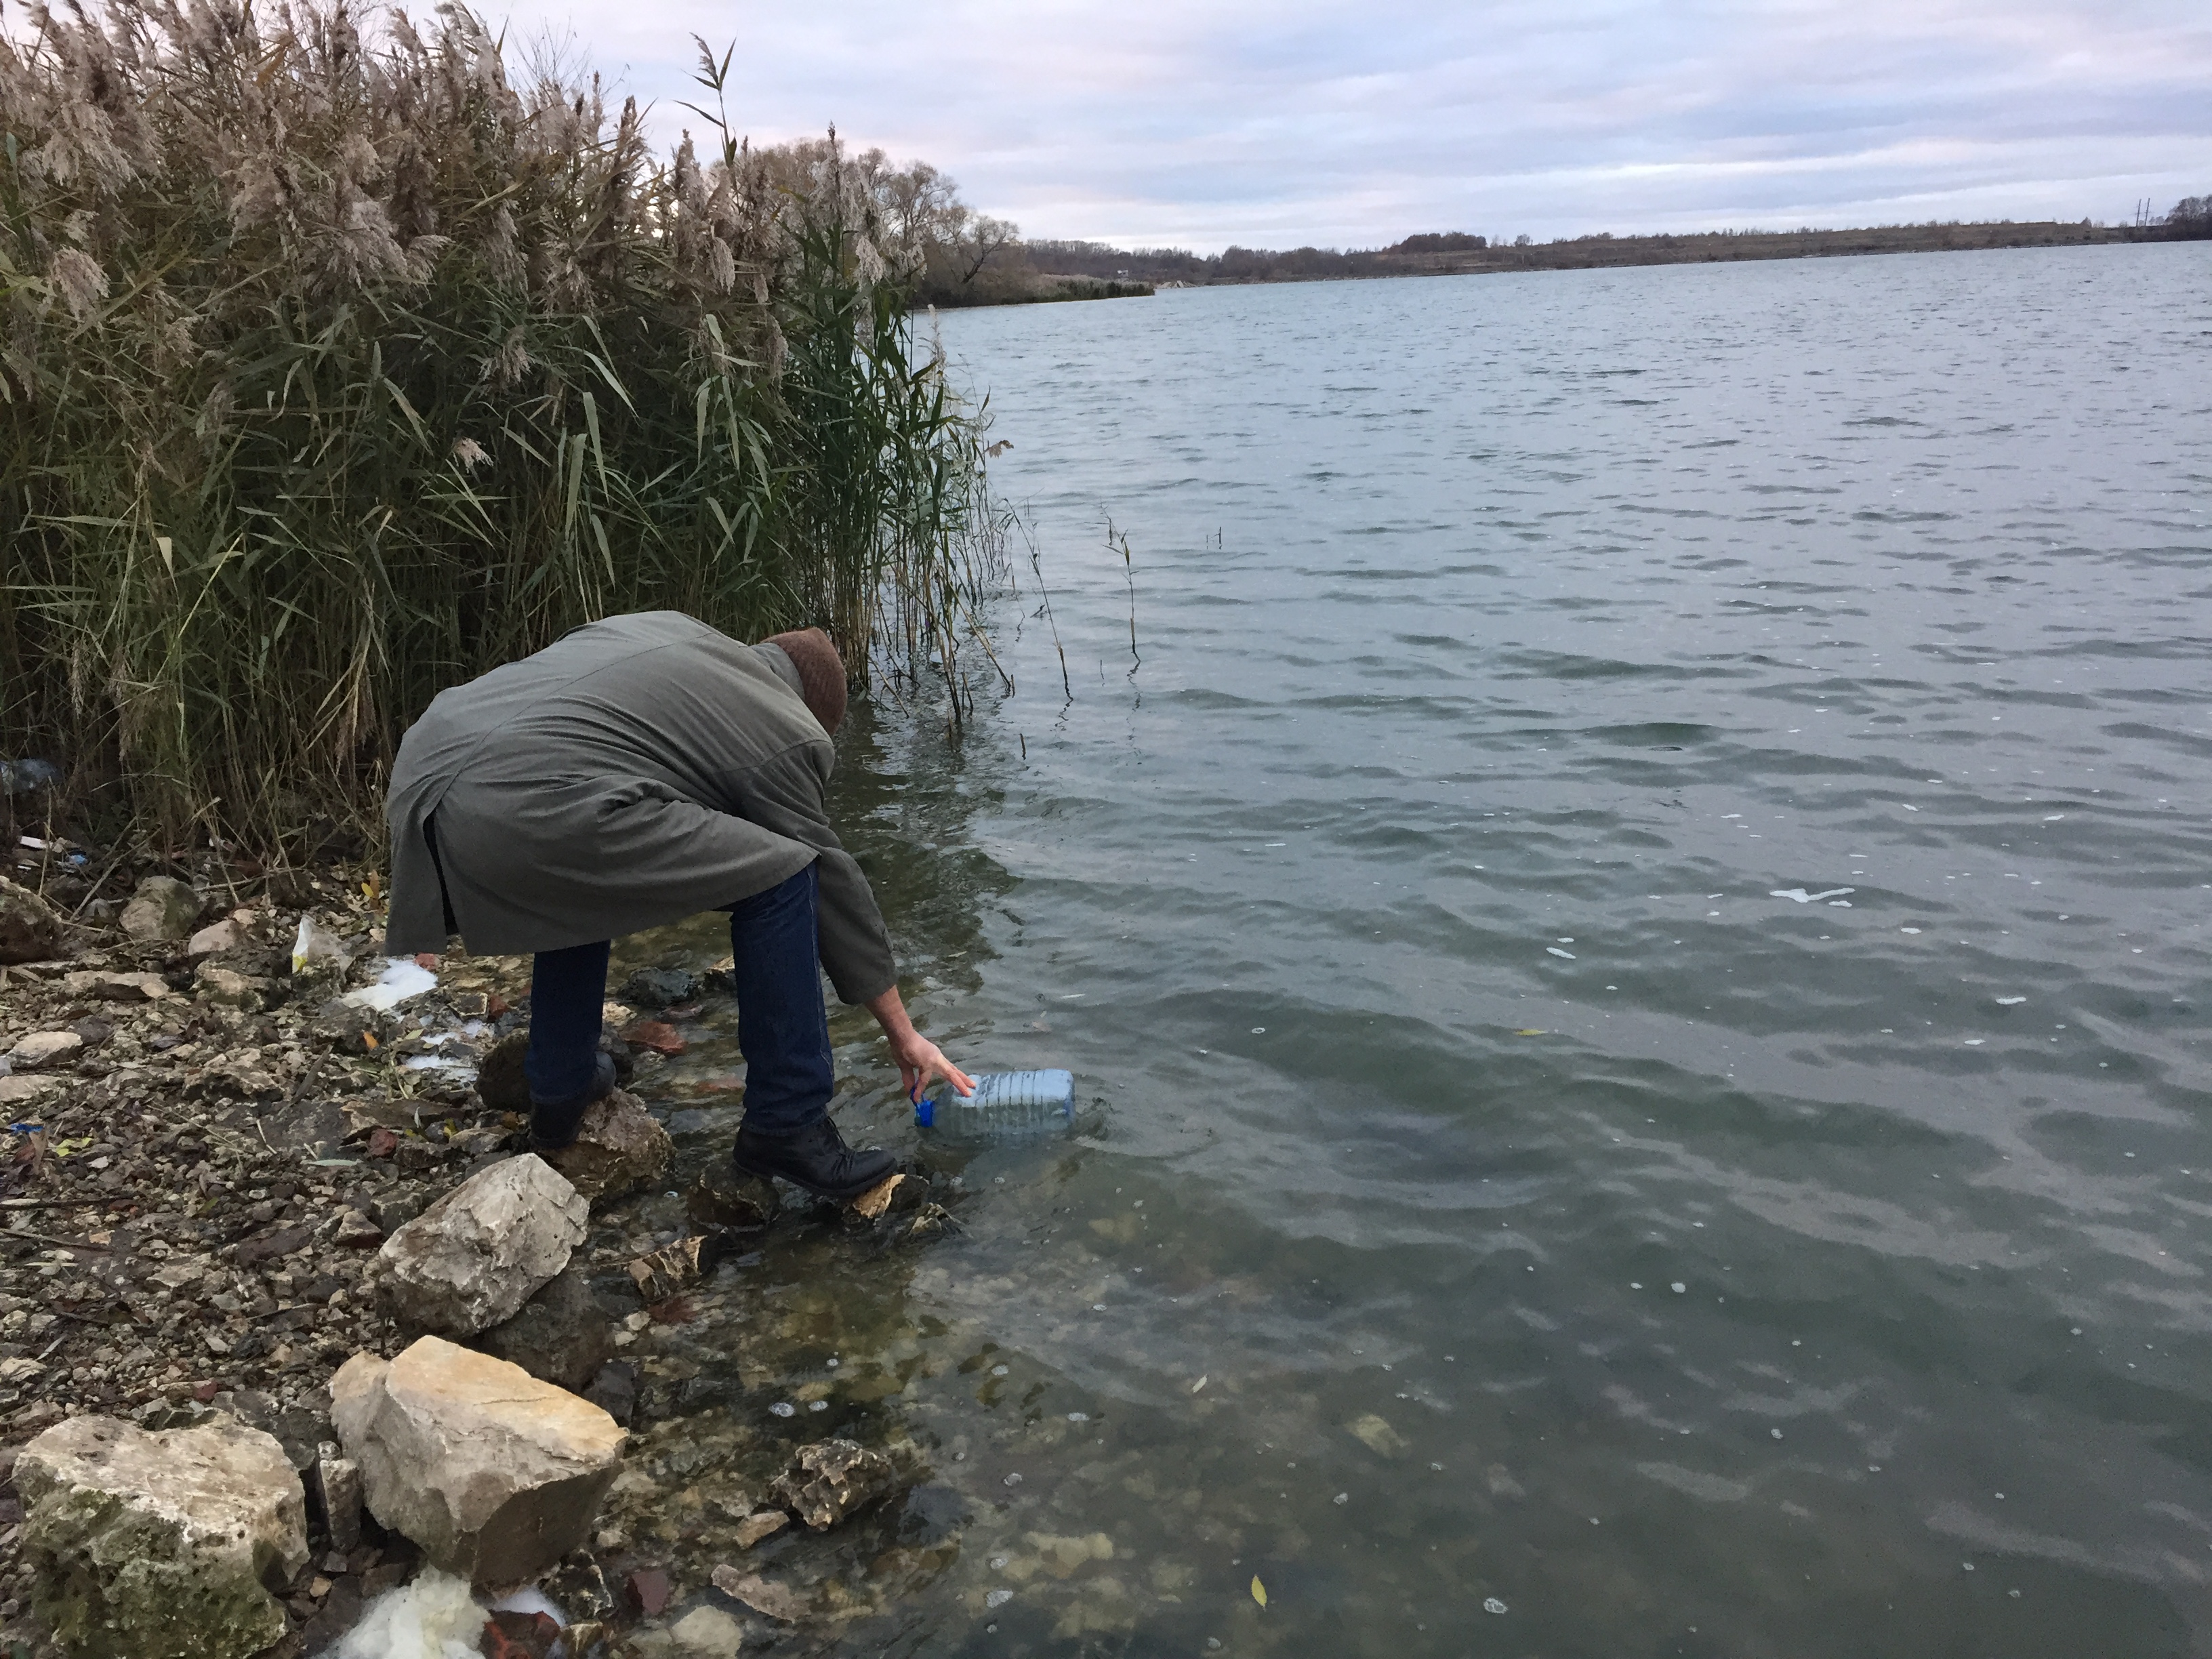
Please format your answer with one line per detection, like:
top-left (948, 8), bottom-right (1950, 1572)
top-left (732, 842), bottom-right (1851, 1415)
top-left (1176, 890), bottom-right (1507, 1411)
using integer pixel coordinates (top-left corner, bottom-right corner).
top-left (537, 0), bottom-right (2212, 251)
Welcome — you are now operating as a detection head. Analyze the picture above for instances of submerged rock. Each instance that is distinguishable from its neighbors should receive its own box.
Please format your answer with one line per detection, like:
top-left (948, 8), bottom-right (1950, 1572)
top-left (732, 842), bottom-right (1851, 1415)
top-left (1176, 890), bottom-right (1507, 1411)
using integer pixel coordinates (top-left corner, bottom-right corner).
top-left (541, 1088), bottom-right (672, 1203)
top-left (0, 874), bottom-right (64, 963)
top-left (770, 1439), bottom-right (897, 1531)
top-left (685, 1167), bottom-right (776, 1231)
top-left (119, 876), bottom-right (200, 942)
top-left (15, 1413), bottom-right (309, 1659)
top-left (708, 1565), bottom-right (807, 1622)
top-left (376, 1153), bottom-right (587, 1336)
top-left (470, 1263), bottom-right (617, 1390)
top-left (331, 1336), bottom-right (626, 1584)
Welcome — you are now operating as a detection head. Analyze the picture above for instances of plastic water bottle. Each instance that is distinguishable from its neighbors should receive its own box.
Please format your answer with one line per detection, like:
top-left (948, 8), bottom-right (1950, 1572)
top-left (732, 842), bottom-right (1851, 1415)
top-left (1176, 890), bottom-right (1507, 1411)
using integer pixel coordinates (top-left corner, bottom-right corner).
top-left (914, 1069), bottom-right (1074, 1139)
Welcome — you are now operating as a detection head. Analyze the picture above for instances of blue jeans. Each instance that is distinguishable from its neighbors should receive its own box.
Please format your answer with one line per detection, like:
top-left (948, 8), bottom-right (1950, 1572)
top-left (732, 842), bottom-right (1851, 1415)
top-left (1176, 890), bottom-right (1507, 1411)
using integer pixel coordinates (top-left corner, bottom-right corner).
top-left (524, 864), bottom-right (834, 1136)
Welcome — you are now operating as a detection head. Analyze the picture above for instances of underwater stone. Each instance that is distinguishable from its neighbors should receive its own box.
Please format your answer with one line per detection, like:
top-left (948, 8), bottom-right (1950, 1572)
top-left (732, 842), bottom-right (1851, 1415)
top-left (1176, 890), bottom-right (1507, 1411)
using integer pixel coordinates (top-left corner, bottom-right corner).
top-left (769, 1439), bottom-right (897, 1531)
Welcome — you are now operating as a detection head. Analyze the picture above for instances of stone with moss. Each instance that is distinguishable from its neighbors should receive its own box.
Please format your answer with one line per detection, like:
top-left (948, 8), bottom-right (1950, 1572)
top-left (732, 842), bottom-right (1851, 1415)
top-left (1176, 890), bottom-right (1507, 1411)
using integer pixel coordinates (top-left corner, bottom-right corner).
top-left (15, 1413), bottom-right (308, 1659)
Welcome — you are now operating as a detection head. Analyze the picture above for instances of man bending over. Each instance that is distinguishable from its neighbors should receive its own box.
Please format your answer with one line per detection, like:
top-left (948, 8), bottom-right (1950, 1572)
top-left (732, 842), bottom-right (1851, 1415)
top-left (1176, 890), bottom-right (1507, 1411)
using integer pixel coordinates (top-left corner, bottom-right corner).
top-left (382, 611), bottom-right (971, 1201)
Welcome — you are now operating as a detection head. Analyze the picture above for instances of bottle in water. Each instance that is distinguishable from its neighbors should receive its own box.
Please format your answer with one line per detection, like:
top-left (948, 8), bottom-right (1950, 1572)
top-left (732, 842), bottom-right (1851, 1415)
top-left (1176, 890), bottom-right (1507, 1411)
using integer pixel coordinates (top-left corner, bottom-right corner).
top-left (915, 1069), bottom-right (1074, 1138)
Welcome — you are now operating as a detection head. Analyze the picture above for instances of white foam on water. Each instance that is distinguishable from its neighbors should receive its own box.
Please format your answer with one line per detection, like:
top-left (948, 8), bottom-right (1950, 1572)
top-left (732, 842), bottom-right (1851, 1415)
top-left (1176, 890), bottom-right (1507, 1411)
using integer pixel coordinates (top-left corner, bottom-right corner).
top-left (1770, 887), bottom-right (1854, 903)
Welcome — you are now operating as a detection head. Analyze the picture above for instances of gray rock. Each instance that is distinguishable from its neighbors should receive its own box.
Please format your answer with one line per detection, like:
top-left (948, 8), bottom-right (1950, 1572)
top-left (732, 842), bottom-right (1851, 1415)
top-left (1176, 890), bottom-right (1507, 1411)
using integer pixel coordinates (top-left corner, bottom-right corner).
top-left (5, 1029), bottom-right (83, 1069)
top-left (313, 1452), bottom-right (363, 1553)
top-left (330, 1336), bottom-right (625, 1584)
top-left (770, 1439), bottom-right (897, 1530)
top-left (583, 1361), bottom-right (639, 1427)
top-left (541, 1088), bottom-right (672, 1203)
top-left (0, 875), bottom-right (63, 964)
top-left (119, 876), bottom-right (201, 942)
top-left (375, 1154), bottom-right (588, 1336)
top-left (194, 964), bottom-right (266, 1012)
top-left (310, 997), bottom-right (390, 1054)
top-left (184, 918), bottom-right (244, 959)
top-left (470, 1264), bottom-right (617, 1390)
top-left (621, 966), bottom-right (697, 1009)
top-left (475, 1027), bottom-right (531, 1112)
top-left (15, 1413), bottom-right (308, 1659)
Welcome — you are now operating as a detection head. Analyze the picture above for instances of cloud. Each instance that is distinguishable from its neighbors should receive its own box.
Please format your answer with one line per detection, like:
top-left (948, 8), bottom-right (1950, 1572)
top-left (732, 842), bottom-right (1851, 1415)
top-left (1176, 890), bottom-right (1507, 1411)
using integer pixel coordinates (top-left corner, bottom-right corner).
top-left (525, 0), bottom-right (2212, 249)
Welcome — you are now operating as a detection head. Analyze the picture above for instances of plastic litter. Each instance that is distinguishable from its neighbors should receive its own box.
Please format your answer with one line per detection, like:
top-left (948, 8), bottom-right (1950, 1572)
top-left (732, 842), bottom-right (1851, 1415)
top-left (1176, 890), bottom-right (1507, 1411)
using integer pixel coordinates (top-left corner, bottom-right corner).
top-left (1770, 887), bottom-right (1853, 904)
top-left (291, 916), bottom-right (354, 976)
top-left (330, 1570), bottom-right (484, 1659)
top-left (344, 958), bottom-right (438, 1012)
top-left (914, 1069), bottom-right (1073, 1139)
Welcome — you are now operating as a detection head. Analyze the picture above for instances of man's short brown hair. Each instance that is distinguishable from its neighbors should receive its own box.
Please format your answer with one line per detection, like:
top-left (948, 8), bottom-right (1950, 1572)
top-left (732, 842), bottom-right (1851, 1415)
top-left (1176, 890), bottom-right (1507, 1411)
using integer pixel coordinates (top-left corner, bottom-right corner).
top-left (762, 627), bottom-right (848, 735)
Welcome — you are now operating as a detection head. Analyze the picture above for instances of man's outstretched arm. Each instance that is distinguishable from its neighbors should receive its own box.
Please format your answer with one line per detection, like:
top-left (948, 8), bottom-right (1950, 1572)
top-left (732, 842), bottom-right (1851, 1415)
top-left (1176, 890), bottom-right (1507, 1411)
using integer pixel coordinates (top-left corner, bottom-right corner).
top-left (867, 984), bottom-right (975, 1101)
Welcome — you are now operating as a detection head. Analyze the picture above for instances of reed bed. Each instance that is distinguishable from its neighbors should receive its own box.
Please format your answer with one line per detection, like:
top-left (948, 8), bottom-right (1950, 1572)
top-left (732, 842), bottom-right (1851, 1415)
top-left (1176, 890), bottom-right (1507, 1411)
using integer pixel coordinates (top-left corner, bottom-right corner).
top-left (0, 1), bottom-right (1001, 860)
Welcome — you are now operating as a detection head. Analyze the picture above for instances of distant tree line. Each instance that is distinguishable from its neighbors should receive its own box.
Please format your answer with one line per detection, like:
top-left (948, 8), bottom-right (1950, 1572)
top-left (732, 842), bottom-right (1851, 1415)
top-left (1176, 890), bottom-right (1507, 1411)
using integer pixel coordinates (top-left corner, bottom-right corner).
top-left (2163, 194), bottom-right (2211, 236)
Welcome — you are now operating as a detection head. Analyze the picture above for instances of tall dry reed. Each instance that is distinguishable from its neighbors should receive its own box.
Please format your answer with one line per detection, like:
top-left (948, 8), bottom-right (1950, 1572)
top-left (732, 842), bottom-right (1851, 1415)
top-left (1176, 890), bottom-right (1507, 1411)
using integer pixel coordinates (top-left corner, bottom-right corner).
top-left (0, 2), bottom-right (1000, 859)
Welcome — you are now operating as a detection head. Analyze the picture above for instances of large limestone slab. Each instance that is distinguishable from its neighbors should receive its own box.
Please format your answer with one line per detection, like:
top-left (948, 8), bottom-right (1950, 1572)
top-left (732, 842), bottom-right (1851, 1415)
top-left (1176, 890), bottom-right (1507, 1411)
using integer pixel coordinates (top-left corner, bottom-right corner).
top-left (331, 1336), bottom-right (624, 1584)
top-left (15, 1413), bottom-right (308, 1659)
top-left (376, 1153), bottom-right (588, 1336)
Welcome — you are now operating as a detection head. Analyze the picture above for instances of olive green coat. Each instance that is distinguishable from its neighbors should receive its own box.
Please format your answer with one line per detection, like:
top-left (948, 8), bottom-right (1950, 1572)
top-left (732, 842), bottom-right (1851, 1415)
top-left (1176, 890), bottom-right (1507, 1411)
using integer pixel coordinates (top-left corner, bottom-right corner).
top-left (382, 611), bottom-right (897, 1004)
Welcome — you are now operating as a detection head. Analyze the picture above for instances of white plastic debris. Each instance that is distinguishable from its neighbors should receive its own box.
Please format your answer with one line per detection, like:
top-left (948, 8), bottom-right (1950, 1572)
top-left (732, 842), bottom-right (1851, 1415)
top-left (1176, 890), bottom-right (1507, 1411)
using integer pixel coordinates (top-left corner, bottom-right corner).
top-left (1483, 1597), bottom-right (1509, 1615)
top-left (1770, 887), bottom-right (1854, 904)
top-left (331, 1570), bottom-right (483, 1659)
top-left (344, 958), bottom-right (439, 1012)
top-left (292, 916), bottom-right (353, 976)
top-left (485, 1585), bottom-right (567, 1626)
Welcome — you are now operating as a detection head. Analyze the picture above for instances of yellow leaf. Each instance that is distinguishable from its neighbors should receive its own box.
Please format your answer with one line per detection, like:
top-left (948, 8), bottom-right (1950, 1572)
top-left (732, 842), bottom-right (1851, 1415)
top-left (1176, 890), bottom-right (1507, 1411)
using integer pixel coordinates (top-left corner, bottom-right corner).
top-left (1514, 1028), bottom-right (1547, 1036)
top-left (1250, 1576), bottom-right (1266, 1607)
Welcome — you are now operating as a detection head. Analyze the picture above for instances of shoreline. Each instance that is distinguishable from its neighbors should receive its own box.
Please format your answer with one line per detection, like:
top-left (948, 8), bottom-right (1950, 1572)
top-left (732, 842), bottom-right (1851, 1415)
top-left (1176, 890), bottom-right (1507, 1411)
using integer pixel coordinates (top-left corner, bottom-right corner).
top-left (946, 219), bottom-right (2201, 306)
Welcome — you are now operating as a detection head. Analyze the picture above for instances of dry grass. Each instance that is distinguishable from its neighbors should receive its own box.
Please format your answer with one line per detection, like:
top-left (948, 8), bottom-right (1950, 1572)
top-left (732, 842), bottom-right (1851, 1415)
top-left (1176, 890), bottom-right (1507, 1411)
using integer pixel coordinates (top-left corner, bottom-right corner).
top-left (0, 1), bottom-right (1001, 860)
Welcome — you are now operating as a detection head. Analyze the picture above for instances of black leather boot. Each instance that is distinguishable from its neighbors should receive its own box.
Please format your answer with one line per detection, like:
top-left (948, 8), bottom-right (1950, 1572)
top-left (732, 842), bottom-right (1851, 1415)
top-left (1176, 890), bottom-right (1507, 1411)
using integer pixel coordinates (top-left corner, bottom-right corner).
top-left (732, 1117), bottom-right (897, 1202)
top-left (530, 1051), bottom-right (616, 1153)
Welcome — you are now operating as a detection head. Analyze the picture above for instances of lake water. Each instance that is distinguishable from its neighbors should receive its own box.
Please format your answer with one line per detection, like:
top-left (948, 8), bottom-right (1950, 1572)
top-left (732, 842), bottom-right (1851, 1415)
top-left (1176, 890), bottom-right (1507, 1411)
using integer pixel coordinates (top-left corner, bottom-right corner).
top-left (619, 244), bottom-right (2212, 1656)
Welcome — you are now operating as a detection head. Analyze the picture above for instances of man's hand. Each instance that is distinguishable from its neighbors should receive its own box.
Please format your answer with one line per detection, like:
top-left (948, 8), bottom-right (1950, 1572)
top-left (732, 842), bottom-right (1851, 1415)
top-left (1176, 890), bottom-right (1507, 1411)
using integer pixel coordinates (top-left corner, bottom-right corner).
top-left (865, 985), bottom-right (975, 1101)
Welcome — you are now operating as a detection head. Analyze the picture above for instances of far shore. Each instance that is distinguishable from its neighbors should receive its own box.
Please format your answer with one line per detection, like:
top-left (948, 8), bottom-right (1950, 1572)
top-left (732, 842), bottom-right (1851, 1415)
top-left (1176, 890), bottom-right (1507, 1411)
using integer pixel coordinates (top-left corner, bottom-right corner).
top-left (938, 217), bottom-right (2201, 308)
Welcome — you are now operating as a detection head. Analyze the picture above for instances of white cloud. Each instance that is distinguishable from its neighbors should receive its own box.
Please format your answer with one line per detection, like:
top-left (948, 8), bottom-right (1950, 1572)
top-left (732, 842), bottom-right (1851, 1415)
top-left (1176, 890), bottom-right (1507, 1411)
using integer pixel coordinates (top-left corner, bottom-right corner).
top-left (517, 0), bottom-right (2212, 249)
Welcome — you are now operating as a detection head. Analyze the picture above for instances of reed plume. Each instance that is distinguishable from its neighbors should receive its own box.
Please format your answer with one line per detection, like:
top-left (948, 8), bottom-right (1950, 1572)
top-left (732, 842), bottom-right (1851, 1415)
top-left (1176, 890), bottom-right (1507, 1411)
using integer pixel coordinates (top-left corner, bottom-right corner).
top-left (0, 1), bottom-right (1000, 859)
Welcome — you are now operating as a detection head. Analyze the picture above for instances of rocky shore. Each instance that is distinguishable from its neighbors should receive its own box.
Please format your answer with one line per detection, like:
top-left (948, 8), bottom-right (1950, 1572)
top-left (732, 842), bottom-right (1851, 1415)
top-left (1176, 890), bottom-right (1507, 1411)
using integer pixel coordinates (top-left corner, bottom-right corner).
top-left (0, 861), bottom-right (953, 1658)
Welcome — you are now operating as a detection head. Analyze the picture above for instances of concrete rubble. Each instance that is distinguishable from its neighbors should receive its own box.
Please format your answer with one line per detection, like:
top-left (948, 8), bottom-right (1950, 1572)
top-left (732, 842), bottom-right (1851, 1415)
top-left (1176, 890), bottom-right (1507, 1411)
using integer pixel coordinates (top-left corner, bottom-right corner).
top-left (14, 1413), bottom-right (308, 1659)
top-left (330, 1335), bottom-right (626, 1584)
top-left (374, 1154), bottom-right (588, 1336)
